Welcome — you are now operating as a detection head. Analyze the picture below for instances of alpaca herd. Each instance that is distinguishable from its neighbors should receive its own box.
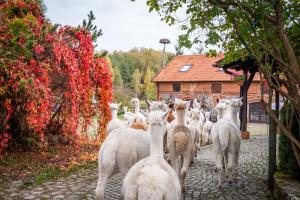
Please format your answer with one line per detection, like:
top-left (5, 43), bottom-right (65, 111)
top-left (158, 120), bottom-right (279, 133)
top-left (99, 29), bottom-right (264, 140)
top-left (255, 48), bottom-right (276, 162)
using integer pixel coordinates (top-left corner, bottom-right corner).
top-left (95, 97), bottom-right (243, 200)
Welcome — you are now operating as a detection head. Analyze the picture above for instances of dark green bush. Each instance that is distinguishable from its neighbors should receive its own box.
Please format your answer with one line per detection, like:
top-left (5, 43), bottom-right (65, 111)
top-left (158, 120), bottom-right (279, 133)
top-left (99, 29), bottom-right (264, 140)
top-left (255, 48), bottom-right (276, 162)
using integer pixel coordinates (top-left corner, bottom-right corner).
top-left (278, 103), bottom-right (300, 179)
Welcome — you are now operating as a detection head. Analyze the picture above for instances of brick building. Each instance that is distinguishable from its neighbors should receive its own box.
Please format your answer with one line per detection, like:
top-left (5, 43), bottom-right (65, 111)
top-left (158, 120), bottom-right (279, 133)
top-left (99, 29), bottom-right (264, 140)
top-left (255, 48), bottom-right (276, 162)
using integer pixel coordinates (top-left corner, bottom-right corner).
top-left (152, 54), bottom-right (268, 123)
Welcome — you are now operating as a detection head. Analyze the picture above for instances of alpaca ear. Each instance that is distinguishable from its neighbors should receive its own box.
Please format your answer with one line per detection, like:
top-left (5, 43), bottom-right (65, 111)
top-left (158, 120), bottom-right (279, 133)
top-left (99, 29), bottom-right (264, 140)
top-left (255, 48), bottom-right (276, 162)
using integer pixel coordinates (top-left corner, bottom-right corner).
top-left (118, 102), bottom-right (122, 107)
top-left (146, 100), bottom-right (151, 107)
top-left (240, 97), bottom-right (244, 105)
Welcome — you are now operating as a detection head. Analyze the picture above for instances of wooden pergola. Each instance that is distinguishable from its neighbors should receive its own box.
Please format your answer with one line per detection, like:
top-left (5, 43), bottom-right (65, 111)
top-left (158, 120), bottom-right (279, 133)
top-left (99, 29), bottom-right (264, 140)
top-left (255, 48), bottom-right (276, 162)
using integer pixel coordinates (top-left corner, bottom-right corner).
top-left (215, 56), bottom-right (280, 190)
top-left (215, 58), bottom-right (258, 132)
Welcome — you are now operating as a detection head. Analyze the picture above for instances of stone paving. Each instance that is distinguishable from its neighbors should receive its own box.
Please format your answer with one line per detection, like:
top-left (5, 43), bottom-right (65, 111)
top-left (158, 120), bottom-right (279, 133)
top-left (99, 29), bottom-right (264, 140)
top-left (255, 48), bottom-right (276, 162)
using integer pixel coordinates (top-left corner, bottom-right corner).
top-left (0, 136), bottom-right (270, 200)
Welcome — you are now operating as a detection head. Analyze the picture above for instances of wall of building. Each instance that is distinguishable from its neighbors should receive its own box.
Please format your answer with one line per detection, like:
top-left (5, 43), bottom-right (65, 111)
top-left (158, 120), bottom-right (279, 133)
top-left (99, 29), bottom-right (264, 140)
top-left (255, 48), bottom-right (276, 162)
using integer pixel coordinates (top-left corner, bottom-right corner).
top-left (156, 81), bottom-right (269, 124)
top-left (157, 81), bottom-right (263, 104)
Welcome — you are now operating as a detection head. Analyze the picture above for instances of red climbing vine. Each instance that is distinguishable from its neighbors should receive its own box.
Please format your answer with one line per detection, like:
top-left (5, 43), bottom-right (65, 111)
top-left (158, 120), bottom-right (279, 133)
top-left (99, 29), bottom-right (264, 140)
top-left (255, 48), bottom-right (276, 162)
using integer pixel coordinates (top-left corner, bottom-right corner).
top-left (0, 0), bottom-right (112, 154)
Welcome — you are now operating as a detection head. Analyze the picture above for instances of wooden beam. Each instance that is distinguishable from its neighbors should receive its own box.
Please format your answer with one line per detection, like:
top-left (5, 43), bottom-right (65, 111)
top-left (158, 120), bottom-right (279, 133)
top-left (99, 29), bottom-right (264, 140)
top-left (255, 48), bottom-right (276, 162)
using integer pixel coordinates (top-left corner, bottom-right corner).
top-left (240, 67), bottom-right (257, 131)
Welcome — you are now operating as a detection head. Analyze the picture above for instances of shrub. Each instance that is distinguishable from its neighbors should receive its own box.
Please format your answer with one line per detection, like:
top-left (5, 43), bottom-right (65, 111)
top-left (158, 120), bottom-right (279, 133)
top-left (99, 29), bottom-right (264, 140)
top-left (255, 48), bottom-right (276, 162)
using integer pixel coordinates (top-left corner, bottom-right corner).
top-left (278, 103), bottom-right (300, 179)
top-left (0, 0), bottom-right (112, 153)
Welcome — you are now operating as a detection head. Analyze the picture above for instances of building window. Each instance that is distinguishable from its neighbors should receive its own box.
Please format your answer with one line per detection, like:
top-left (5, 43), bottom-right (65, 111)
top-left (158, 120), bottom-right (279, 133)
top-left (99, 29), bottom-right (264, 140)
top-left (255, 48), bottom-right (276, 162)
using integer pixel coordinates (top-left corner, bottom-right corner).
top-left (173, 83), bottom-right (181, 92)
top-left (211, 83), bottom-right (222, 93)
top-left (249, 102), bottom-right (269, 124)
top-left (179, 64), bottom-right (192, 72)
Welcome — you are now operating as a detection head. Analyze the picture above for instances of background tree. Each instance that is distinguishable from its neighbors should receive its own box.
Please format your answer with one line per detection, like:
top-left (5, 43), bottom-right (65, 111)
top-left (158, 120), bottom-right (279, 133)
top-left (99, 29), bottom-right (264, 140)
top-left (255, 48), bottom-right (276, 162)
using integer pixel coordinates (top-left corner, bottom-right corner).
top-left (144, 68), bottom-right (156, 100)
top-left (80, 11), bottom-right (103, 47)
top-left (109, 48), bottom-right (174, 101)
top-left (145, 0), bottom-right (300, 170)
top-left (131, 69), bottom-right (143, 97)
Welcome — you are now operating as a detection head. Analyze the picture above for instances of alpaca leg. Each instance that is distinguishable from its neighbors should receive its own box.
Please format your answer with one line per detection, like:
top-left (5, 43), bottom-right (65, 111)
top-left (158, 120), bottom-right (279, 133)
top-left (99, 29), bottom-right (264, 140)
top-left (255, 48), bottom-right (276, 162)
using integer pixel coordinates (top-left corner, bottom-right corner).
top-left (216, 154), bottom-right (224, 188)
top-left (95, 170), bottom-right (110, 200)
top-left (170, 153), bottom-right (180, 175)
top-left (226, 154), bottom-right (236, 183)
top-left (180, 156), bottom-right (191, 193)
top-left (95, 146), bottom-right (116, 200)
top-left (226, 153), bottom-right (235, 184)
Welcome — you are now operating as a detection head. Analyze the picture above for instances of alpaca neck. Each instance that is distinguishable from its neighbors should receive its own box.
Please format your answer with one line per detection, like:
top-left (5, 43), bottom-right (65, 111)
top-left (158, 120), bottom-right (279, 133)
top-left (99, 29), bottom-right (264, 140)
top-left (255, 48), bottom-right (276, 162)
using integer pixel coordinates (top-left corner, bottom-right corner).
top-left (205, 116), bottom-right (210, 122)
top-left (135, 104), bottom-right (140, 115)
top-left (230, 107), bottom-right (238, 126)
top-left (111, 110), bottom-right (118, 119)
top-left (176, 110), bottom-right (185, 126)
top-left (217, 110), bottom-right (224, 120)
top-left (150, 124), bottom-right (164, 157)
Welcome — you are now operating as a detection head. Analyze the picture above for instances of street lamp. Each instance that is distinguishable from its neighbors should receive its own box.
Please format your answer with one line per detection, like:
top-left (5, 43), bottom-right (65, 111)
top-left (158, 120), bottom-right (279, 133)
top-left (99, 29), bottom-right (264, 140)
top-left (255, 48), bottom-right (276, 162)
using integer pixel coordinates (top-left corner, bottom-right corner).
top-left (159, 38), bottom-right (170, 67)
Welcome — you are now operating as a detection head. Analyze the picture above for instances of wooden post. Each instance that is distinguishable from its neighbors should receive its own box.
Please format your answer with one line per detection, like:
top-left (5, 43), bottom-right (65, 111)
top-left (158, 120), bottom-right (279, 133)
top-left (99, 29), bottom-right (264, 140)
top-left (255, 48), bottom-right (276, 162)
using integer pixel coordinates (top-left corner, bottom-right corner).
top-left (241, 82), bottom-right (248, 132)
top-left (268, 110), bottom-right (276, 190)
top-left (269, 89), bottom-right (279, 190)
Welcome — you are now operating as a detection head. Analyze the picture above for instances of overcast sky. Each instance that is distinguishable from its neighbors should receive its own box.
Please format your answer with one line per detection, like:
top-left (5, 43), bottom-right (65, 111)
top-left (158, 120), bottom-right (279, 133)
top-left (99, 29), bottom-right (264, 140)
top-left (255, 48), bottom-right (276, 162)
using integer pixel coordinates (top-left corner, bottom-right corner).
top-left (44, 0), bottom-right (184, 53)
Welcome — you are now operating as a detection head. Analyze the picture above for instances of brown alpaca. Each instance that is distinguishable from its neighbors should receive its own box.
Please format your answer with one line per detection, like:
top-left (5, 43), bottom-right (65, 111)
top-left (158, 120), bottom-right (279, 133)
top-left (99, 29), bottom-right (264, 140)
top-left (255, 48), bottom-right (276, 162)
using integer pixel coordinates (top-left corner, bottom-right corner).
top-left (167, 100), bottom-right (194, 193)
top-left (167, 110), bottom-right (175, 123)
top-left (174, 131), bottom-right (188, 154)
top-left (130, 122), bottom-right (148, 131)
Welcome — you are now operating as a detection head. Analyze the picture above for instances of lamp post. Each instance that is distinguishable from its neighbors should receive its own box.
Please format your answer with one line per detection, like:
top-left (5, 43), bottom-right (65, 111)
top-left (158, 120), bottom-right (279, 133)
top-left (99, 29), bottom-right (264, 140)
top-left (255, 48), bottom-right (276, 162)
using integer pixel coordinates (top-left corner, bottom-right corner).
top-left (159, 38), bottom-right (170, 67)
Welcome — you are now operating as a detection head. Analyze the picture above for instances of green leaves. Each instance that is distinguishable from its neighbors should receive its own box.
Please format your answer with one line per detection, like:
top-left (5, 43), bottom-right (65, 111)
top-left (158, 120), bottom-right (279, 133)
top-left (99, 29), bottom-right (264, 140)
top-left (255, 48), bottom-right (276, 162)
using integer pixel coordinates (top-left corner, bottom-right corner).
top-left (146, 0), bottom-right (160, 12)
top-left (80, 11), bottom-right (103, 45)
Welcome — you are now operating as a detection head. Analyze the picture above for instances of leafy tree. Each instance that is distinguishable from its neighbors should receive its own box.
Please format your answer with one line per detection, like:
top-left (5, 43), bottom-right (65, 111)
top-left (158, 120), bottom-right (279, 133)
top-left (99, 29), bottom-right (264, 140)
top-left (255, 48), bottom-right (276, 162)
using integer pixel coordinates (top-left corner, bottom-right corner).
top-left (113, 67), bottom-right (123, 86)
top-left (109, 48), bottom-right (174, 98)
top-left (175, 40), bottom-right (184, 55)
top-left (131, 69), bottom-right (143, 97)
top-left (145, 0), bottom-right (300, 168)
top-left (144, 68), bottom-right (156, 100)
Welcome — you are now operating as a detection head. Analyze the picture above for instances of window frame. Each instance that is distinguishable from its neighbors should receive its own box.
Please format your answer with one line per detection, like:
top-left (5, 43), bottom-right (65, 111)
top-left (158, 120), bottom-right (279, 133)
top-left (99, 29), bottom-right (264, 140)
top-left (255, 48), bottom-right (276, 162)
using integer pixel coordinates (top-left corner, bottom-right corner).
top-left (172, 83), bottom-right (181, 92)
top-left (211, 83), bottom-right (222, 93)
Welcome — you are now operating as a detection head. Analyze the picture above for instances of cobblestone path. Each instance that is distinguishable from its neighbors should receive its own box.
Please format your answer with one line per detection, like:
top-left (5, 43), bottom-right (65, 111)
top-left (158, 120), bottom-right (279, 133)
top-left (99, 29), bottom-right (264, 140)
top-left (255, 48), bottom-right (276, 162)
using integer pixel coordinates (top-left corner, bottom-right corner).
top-left (1, 136), bottom-right (270, 200)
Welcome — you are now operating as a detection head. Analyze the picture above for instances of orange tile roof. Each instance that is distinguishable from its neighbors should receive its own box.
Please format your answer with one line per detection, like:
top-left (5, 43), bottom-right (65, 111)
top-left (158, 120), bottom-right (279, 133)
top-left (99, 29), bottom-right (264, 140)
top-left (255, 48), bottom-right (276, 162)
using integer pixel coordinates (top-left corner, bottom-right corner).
top-left (152, 54), bottom-right (259, 82)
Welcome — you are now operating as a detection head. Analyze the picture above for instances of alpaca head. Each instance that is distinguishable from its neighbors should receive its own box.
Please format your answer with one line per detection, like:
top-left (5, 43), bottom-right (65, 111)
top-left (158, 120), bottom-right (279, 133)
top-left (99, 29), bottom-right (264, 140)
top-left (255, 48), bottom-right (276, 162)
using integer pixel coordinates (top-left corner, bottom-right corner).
top-left (123, 106), bottom-right (128, 112)
top-left (204, 111), bottom-right (211, 121)
top-left (230, 98), bottom-right (243, 113)
top-left (191, 108), bottom-right (200, 120)
top-left (174, 99), bottom-right (188, 110)
top-left (215, 102), bottom-right (226, 114)
top-left (130, 98), bottom-right (139, 108)
top-left (148, 110), bottom-right (168, 137)
top-left (193, 99), bottom-right (201, 109)
top-left (147, 100), bottom-right (168, 112)
top-left (168, 101), bottom-right (175, 109)
top-left (220, 99), bottom-right (230, 110)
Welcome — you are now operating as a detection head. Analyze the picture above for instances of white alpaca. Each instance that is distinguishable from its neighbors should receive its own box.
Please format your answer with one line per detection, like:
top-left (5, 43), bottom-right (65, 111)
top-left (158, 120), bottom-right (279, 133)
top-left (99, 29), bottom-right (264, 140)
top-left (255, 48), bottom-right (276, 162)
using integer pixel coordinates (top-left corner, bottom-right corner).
top-left (211, 122), bottom-right (241, 187)
top-left (188, 109), bottom-right (201, 154)
top-left (201, 111), bottom-right (213, 145)
top-left (211, 99), bottom-right (242, 187)
top-left (123, 106), bottom-right (135, 127)
top-left (223, 98), bottom-right (242, 128)
top-left (167, 100), bottom-right (194, 193)
top-left (122, 110), bottom-right (181, 200)
top-left (193, 99), bottom-right (201, 109)
top-left (131, 98), bottom-right (146, 124)
top-left (215, 102), bottom-right (227, 120)
top-left (202, 121), bottom-right (213, 144)
top-left (198, 110), bottom-right (205, 145)
top-left (147, 100), bottom-right (168, 112)
top-left (106, 103), bottom-right (124, 135)
top-left (95, 127), bottom-right (150, 200)
top-left (219, 99), bottom-right (230, 110)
